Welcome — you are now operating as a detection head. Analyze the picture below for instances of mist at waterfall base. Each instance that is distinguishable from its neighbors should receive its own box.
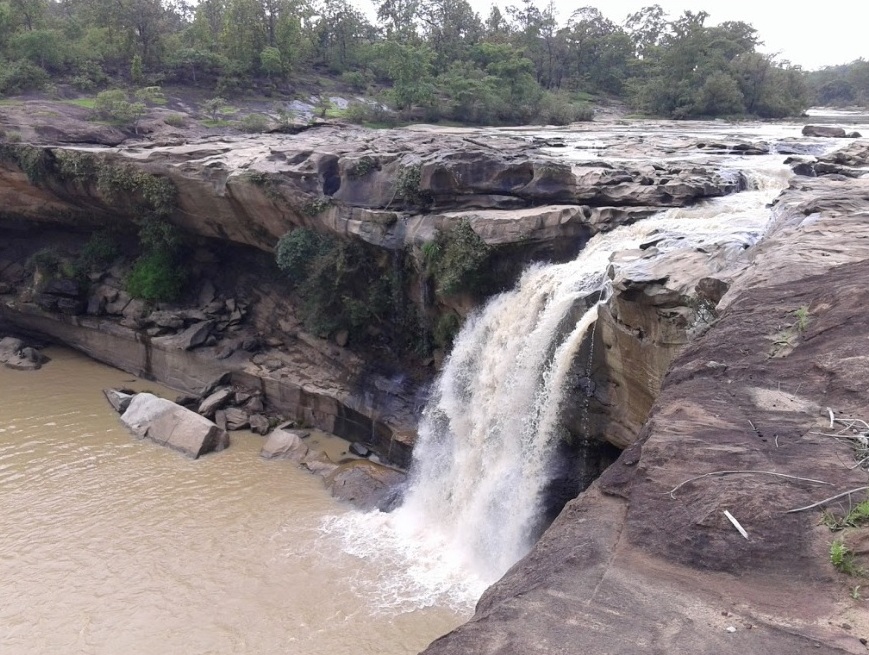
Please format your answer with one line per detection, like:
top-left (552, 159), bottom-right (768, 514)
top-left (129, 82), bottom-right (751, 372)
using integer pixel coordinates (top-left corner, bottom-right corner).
top-left (319, 159), bottom-right (792, 612)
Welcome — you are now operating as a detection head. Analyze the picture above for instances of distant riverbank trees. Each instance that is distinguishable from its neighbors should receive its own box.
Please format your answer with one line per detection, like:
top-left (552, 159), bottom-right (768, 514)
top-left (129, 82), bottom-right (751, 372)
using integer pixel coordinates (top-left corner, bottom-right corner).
top-left (0, 1), bottom-right (815, 122)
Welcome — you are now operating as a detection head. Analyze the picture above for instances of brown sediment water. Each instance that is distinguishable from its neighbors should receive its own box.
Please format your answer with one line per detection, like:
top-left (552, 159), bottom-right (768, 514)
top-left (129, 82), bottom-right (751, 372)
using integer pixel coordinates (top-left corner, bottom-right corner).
top-left (0, 347), bottom-right (465, 655)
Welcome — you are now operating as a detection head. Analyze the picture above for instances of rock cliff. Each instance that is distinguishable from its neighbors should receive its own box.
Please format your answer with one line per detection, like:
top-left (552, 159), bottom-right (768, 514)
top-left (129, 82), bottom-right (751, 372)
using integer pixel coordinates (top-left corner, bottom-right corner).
top-left (0, 121), bottom-right (749, 467)
top-left (421, 158), bottom-right (869, 654)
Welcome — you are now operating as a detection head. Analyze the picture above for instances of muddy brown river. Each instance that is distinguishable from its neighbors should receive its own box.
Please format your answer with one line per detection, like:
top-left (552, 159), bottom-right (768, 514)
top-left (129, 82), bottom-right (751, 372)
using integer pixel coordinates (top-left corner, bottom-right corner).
top-left (0, 348), bottom-right (464, 654)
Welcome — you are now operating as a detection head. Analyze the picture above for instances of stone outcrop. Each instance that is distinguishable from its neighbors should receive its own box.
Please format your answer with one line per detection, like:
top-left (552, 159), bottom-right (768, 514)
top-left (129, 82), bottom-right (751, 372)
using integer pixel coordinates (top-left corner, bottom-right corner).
top-left (119, 392), bottom-right (230, 458)
top-left (325, 459), bottom-right (407, 511)
top-left (260, 428), bottom-right (310, 461)
top-left (420, 168), bottom-right (869, 655)
top-left (0, 334), bottom-right (49, 370)
top-left (802, 124), bottom-right (861, 138)
top-left (0, 127), bottom-right (745, 258)
top-left (0, 122), bottom-right (761, 471)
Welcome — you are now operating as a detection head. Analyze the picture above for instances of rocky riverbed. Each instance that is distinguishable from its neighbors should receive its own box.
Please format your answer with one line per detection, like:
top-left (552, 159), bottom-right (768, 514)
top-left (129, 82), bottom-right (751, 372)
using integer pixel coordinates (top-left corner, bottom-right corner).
top-left (2, 103), bottom-right (869, 653)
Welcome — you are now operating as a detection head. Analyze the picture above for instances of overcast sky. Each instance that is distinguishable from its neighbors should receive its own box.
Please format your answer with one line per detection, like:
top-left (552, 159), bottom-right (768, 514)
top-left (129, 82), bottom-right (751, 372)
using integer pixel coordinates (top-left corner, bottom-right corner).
top-left (452, 0), bottom-right (869, 70)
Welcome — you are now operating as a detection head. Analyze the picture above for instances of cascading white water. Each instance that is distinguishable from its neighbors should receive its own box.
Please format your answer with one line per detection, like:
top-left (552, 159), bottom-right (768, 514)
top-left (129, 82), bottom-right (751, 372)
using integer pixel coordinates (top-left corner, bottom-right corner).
top-left (321, 156), bottom-right (792, 611)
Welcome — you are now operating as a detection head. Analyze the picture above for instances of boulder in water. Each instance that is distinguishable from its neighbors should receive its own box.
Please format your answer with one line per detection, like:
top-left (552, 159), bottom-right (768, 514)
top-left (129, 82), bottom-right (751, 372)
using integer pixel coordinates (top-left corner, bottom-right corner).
top-left (260, 428), bottom-right (310, 461)
top-left (249, 413), bottom-right (271, 435)
top-left (324, 459), bottom-right (406, 511)
top-left (103, 388), bottom-right (133, 414)
top-left (801, 125), bottom-right (847, 138)
top-left (224, 407), bottom-right (250, 431)
top-left (0, 336), bottom-right (47, 370)
top-left (120, 392), bottom-right (229, 458)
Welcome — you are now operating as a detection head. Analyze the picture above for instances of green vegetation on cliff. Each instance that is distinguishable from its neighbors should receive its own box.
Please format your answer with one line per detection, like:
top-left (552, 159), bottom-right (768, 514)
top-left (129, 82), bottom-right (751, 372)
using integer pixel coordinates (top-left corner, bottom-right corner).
top-left (0, 1), bottom-right (813, 122)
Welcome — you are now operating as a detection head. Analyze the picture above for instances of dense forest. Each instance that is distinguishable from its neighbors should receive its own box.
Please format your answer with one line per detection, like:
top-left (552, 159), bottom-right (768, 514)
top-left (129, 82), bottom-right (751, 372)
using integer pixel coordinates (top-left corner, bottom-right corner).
top-left (0, 0), bottom-right (859, 125)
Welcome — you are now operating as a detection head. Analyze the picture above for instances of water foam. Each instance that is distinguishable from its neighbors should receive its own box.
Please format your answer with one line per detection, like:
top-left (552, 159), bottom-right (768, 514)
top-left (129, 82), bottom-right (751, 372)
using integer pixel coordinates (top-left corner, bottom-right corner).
top-left (321, 156), bottom-right (792, 612)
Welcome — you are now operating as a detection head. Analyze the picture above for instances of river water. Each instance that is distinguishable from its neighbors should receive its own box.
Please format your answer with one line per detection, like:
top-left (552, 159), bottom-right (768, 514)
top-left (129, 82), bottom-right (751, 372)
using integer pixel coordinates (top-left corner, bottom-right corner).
top-left (0, 348), bottom-right (463, 655)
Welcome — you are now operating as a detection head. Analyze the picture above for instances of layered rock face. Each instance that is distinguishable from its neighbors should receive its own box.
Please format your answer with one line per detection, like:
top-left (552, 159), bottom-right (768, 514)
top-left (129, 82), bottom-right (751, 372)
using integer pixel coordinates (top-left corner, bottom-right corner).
top-left (0, 123), bottom-right (750, 468)
top-left (421, 165), bottom-right (869, 654)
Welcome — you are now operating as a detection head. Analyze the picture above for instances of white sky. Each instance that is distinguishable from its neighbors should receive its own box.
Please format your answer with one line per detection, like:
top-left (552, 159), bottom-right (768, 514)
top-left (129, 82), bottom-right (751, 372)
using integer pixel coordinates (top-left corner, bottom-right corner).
top-left (357, 0), bottom-right (868, 71)
top-left (484, 0), bottom-right (869, 70)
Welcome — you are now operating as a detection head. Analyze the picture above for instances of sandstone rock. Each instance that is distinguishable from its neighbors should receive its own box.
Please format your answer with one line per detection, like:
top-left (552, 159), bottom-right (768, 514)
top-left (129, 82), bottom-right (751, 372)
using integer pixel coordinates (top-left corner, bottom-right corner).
top-left (244, 396), bottom-right (264, 413)
top-left (105, 291), bottom-right (132, 315)
top-left (147, 310), bottom-right (185, 329)
top-left (214, 409), bottom-right (227, 431)
top-left (301, 452), bottom-right (339, 477)
top-left (152, 320), bottom-right (213, 350)
top-left (175, 393), bottom-right (200, 409)
top-left (249, 413), bottom-right (270, 435)
top-left (224, 407), bottom-right (250, 431)
top-left (260, 428), bottom-right (310, 461)
top-left (349, 442), bottom-right (371, 457)
top-left (324, 460), bottom-right (406, 511)
top-left (42, 278), bottom-right (81, 297)
top-left (103, 388), bottom-right (133, 414)
top-left (120, 392), bottom-right (229, 458)
top-left (0, 336), bottom-right (45, 370)
top-left (0, 336), bottom-right (26, 354)
top-left (200, 372), bottom-right (232, 397)
top-left (198, 280), bottom-right (216, 306)
top-left (198, 387), bottom-right (233, 417)
top-left (695, 277), bottom-right (729, 304)
top-left (122, 299), bottom-right (148, 321)
top-left (204, 300), bottom-right (225, 314)
top-left (801, 125), bottom-right (847, 138)
top-left (241, 336), bottom-right (260, 351)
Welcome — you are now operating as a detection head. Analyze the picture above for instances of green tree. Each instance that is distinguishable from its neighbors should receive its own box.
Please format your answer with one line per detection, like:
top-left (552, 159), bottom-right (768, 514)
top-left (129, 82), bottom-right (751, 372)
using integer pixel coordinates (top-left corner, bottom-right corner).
top-left (260, 45), bottom-right (283, 78)
top-left (131, 53), bottom-right (143, 83)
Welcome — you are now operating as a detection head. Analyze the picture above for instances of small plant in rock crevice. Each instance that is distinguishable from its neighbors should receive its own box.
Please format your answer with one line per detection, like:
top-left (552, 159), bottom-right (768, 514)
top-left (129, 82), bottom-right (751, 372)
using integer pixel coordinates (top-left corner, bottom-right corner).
top-left (244, 170), bottom-right (283, 201)
top-left (302, 196), bottom-right (332, 217)
top-left (395, 165), bottom-right (433, 207)
top-left (794, 305), bottom-right (810, 332)
top-left (830, 539), bottom-right (862, 576)
top-left (349, 156), bottom-right (378, 178)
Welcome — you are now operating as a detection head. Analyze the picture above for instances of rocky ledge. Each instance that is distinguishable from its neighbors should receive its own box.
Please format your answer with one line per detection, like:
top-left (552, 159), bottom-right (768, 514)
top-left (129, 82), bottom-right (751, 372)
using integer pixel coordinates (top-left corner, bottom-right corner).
top-left (422, 163), bottom-right (869, 654)
top-left (0, 123), bottom-right (757, 470)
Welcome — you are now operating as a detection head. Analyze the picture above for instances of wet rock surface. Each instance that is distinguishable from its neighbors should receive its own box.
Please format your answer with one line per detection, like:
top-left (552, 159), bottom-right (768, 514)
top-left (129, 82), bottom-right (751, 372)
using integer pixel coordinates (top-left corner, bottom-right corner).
top-left (421, 169), bottom-right (869, 655)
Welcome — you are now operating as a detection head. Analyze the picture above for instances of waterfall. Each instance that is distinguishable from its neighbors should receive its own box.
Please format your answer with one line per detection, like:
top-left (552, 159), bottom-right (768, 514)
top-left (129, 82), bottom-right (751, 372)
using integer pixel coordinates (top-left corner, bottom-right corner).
top-left (321, 156), bottom-right (792, 612)
top-left (399, 262), bottom-right (612, 582)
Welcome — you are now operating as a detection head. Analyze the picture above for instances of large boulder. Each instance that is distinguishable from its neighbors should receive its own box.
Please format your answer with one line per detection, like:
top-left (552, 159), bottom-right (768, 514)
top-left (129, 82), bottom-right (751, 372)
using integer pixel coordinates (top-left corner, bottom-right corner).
top-left (0, 336), bottom-right (47, 370)
top-left (120, 392), bottom-right (229, 458)
top-left (324, 459), bottom-right (406, 511)
top-left (260, 428), bottom-right (310, 461)
top-left (801, 125), bottom-right (847, 138)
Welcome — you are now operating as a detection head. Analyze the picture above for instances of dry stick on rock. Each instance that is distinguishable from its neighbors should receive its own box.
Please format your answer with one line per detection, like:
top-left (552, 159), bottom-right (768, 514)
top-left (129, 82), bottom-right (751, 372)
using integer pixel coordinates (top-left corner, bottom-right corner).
top-left (808, 432), bottom-right (869, 441)
top-left (785, 486), bottom-right (869, 514)
top-left (667, 470), bottom-right (832, 499)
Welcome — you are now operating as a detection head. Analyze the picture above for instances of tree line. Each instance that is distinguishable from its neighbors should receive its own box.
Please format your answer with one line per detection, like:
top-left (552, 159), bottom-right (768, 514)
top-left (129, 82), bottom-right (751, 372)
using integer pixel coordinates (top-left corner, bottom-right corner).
top-left (0, 1), bottom-right (819, 124)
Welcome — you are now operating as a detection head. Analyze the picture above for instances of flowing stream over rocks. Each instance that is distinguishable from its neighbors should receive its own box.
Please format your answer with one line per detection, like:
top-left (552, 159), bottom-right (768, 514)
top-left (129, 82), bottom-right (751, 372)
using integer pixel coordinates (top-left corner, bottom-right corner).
top-left (324, 152), bottom-right (795, 608)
